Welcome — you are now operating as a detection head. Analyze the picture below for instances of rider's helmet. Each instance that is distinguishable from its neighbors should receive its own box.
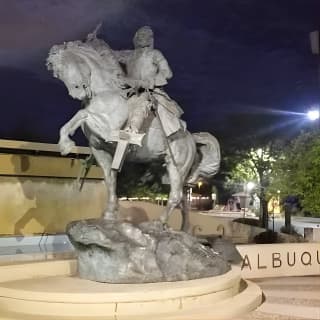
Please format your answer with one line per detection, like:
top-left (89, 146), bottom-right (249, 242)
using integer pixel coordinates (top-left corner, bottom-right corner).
top-left (133, 26), bottom-right (154, 49)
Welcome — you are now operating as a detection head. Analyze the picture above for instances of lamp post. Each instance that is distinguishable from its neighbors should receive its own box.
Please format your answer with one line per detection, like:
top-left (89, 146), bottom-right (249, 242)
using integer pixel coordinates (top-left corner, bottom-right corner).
top-left (271, 190), bottom-right (281, 233)
top-left (272, 199), bottom-right (275, 233)
top-left (197, 180), bottom-right (203, 210)
top-left (243, 182), bottom-right (255, 217)
top-left (310, 30), bottom-right (320, 83)
top-left (310, 31), bottom-right (320, 127)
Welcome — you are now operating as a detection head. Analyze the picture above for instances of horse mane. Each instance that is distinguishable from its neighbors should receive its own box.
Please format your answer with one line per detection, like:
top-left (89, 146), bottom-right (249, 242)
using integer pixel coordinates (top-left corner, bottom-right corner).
top-left (47, 36), bottom-right (125, 93)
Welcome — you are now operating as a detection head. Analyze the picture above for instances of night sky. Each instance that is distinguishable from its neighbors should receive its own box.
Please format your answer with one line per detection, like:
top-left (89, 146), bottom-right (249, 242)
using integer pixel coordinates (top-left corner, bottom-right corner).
top-left (0, 0), bottom-right (319, 145)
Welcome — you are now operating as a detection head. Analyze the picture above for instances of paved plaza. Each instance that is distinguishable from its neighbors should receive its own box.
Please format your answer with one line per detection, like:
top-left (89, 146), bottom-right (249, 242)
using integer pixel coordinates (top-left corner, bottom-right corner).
top-left (240, 276), bottom-right (320, 319)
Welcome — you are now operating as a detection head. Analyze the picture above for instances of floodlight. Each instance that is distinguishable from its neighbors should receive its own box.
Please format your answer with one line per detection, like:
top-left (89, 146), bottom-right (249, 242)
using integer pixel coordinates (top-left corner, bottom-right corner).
top-left (307, 109), bottom-right (320, 121)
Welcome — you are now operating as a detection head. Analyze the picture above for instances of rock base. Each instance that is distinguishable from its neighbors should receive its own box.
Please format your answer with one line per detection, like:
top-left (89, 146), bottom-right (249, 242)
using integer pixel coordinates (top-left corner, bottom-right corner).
top-left (67, 219), bottom-right (230, 283)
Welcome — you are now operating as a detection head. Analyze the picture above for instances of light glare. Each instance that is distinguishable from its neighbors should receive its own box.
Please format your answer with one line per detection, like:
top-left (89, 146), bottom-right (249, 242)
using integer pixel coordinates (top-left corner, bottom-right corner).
top-left (247, 182), bottom-right (255, 191)
top-left (307, 109), bottom-right (320, 121)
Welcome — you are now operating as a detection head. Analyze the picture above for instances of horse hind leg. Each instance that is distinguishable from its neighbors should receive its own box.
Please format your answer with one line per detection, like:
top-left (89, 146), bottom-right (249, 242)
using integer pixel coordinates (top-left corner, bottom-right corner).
top-left (160, 134), bottom-right (195, 231)
top-left (159, 158), bottom-right (183, 225)
top-left (91, 146), bottom-right (118, 220)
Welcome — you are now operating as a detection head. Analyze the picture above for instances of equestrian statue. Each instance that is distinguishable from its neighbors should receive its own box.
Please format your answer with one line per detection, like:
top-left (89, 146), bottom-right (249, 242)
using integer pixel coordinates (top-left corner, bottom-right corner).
top-left (47, 25), bottom-right (220, 232)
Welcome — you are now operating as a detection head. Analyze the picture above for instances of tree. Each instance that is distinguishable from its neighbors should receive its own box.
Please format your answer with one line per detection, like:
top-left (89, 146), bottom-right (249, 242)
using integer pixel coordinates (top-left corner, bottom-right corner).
top-left (270, 129), bottom-right (320, 217)
top-left (117, 162), bottom-right (169, 199)
top-left (225, 138), bottom-right (283, 228)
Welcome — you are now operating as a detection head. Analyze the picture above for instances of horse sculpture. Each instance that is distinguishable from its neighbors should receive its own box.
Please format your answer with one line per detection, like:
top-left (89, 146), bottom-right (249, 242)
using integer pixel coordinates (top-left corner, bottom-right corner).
top-left (47, 33), bottom-right (220, 231)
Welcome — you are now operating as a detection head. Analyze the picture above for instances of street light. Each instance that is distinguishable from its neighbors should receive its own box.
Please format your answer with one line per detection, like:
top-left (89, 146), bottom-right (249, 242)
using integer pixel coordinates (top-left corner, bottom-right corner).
top-left (309, 31), bottom-right (320, 126)
top-left (241, 181), bottom-right (255, 217)
top-left (246, 181), bottom-right (255, 192)
top-left (307, 109), bottom-right (320, 121)
top-left (271, 190), bottom-right (281, 233)
top-left (197, 180), bottom-right (203, 210)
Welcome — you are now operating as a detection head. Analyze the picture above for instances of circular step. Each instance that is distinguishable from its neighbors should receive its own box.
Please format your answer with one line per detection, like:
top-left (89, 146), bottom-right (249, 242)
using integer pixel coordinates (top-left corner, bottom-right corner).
top-left (0, 260), bottom-right (262, 319)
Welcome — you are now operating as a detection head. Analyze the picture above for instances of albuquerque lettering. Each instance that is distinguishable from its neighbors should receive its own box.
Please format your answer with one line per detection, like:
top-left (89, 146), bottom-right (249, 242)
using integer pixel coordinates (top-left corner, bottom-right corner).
top-left (241, 250), bottom-right (320, 270)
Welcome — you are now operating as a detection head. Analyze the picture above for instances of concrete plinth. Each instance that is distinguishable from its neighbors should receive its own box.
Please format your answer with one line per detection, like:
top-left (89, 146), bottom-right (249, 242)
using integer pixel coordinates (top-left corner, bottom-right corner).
top-left (0, 260), bottom-right (262, 319)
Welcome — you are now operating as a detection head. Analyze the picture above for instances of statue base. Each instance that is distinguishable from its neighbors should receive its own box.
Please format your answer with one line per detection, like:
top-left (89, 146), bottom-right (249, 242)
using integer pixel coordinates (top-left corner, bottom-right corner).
top-left (67, 219), bottom-right (231, 283)
top-left (0, 260), bottom-right (262, 319)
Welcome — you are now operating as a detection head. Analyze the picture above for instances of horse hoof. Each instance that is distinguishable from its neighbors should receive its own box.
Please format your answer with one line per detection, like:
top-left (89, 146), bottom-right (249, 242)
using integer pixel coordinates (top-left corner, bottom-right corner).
top-left (159, 215), bottom-right (167, 223)
top-left (102, 212), bottom-right (117, 220)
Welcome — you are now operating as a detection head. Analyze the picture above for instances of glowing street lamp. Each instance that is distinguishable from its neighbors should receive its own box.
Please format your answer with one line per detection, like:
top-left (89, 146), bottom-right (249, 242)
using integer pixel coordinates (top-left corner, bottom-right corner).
top-left (246, 181), bottom-right (255, 192)
top-left (307, 109), bottom-right (320, 121)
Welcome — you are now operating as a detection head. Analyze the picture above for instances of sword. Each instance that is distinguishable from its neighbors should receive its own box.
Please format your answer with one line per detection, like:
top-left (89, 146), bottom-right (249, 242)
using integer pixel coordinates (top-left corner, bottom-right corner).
top-left (109, 130), bottom-right (145, 171)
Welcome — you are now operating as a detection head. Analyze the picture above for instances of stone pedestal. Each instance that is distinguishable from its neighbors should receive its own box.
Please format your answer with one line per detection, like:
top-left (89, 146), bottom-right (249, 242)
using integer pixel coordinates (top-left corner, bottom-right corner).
top-left (0, 260), bottom-right (262, 319)
top-left (67, 219), bottom-right (230, 283)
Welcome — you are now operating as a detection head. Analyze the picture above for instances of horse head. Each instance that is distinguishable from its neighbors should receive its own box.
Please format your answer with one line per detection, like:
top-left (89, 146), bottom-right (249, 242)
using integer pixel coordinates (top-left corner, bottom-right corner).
top-left (47, 37), bottom-right (125, 100)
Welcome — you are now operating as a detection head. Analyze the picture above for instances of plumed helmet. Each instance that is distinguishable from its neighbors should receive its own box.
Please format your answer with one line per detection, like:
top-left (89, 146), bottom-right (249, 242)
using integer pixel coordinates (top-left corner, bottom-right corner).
top-left (133, 26), bottom-right (154, 48)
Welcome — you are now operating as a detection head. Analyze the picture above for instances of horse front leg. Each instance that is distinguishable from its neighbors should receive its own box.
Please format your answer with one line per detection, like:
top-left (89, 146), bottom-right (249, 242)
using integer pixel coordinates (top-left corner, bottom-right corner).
top-left (159, 158), bottom-right (183, 226)
top-left (91, 147), bottom-right (118, 220)
top-left (104, 169), bottom-right (118, 219)
top-left (59, 109), bottom-right (88, 155)
top-left (180, 187), bottom-right (190, 232)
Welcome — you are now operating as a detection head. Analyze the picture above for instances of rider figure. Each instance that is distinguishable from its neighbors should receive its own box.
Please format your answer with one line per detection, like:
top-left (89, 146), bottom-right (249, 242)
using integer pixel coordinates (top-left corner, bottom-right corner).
top-left (114, 26), bottom-right (186, 136)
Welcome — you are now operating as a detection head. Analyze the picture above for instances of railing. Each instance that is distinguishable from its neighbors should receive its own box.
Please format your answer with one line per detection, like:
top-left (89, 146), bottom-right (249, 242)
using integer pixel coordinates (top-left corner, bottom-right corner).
top-left (0, 139), bottom-right (90, 155)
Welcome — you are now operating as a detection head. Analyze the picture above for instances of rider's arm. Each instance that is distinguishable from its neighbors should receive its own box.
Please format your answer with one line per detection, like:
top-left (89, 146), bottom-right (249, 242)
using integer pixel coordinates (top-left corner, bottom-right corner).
top-left (113, 50), bottom-right (144, 88)
top-left (153, 50), bottom-right (173, 87)
top-left (113, 50), bottom-right (139, 88)
top-left (113, 50), bottom-right (132, 64)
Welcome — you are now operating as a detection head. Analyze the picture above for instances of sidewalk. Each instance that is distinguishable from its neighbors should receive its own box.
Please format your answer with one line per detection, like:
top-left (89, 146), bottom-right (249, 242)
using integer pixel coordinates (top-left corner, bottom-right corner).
top-left (239, 276), bottom-right (320, 319)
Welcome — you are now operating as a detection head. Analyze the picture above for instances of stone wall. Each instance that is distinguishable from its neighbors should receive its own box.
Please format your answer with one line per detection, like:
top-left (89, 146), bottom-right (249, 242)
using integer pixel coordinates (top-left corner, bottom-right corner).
top-left (237, 243), bottom-right (320, 278)
top-left (0, 152), bottom-right (105, 235)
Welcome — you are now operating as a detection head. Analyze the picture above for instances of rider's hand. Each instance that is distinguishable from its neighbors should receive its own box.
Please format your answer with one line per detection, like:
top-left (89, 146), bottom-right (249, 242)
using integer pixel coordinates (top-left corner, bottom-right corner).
top-left (140, 79), bottom-right (154, 90)
top-left (118, 76), bottom-right (136, 89)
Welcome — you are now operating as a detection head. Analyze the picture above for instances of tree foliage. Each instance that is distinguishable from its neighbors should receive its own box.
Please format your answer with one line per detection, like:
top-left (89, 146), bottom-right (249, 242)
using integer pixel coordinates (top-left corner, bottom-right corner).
top-left (271, 129), bottom-right (320, 217)
top-left (224, 137), bottom-right (284, 227)
top-left (117, 162), bottom-right (169, 198)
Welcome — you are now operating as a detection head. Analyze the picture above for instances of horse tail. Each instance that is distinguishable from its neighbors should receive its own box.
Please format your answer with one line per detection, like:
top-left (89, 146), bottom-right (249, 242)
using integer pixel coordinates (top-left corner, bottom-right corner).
top-left (187, 132), bottom-right (220, 184)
